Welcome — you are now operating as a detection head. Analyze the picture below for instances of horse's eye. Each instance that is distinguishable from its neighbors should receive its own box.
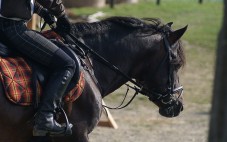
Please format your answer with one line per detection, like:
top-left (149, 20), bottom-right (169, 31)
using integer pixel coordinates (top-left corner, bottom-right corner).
top-left (171, 52), bottom-right (177, 59)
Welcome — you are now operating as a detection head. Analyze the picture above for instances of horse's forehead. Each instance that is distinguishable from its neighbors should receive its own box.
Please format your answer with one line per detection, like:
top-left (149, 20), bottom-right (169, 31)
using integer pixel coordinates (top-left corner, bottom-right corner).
top-left (170, 42), bottom-right (180, 54)
top-left (141, 34), bottom-right (162, 49)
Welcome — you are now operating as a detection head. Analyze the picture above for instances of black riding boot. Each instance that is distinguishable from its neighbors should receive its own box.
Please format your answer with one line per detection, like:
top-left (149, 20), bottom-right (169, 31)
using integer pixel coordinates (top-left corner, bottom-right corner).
top-left (33, 69), bottom-right (74, 136)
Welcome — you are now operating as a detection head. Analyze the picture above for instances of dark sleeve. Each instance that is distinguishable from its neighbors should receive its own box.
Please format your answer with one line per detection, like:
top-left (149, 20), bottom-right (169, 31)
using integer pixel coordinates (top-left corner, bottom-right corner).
top-left (35, 0), bottom-right (65, 18)
top-left (34, 2), bottom-right (43, 15)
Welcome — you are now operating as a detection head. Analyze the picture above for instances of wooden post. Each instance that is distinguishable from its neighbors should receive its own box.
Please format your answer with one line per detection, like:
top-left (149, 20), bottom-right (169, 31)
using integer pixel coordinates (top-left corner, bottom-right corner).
top-left (98, 100), bottom-right (118, 129)
top-left (27, 14), bottom-right (37, 30)
top-left (110, 0), bottom-right (114, 8)
top-left (156, 0), bottom-right (160, 5)
top-left (208, 0), bottom-right (227, 141)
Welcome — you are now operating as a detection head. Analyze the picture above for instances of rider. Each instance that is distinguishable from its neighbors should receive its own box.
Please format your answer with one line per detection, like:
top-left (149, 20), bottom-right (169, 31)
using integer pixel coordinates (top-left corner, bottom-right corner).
top-left (0, 0), bottom-right (76, 136)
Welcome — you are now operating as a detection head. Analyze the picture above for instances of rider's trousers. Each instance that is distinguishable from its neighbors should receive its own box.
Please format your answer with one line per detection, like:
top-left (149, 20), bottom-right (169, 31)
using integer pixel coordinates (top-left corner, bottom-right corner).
top-left (0, 17), bottom-right (76, 128)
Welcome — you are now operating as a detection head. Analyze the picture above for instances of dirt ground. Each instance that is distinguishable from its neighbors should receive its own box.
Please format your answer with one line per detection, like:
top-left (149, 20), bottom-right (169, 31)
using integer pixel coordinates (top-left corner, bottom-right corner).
top-left (89, 96), bottom-right (210, 142)
top-left (86, 37), bottom-right (213, 142)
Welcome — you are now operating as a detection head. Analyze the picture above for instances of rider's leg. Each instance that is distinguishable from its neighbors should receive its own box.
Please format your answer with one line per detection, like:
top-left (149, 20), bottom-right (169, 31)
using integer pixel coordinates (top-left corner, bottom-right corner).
top-left (1, 19), bottom-right (76, 136)
top-left (33, 48), bottom-right (76, 136)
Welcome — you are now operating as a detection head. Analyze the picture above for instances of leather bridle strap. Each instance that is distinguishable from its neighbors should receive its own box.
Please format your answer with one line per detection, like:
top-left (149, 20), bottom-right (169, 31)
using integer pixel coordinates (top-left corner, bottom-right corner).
top-left (54, 28), bottom-right (183, 108)
top-left (147, 34), bottom-right (184, 103)
top-left (163, 35), bottom-right (174, 95)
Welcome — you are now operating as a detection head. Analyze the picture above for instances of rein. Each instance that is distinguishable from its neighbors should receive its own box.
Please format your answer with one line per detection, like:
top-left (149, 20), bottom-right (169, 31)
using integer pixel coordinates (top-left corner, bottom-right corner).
top-left (58, 31), bottom-right (144, 109)
top-left (103, 84), bottom-right (141, 109)
top-left (53, 25), bottom-right (183, 110)
top-left (61, 32), bottom-right (144, 89)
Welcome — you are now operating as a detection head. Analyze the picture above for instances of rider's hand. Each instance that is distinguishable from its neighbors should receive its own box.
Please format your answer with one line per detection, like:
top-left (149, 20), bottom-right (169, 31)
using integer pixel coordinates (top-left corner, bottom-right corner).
top-left (40, 8), bottom-right (55, 26)
top-left (56, 14), bottom-right (72, 34)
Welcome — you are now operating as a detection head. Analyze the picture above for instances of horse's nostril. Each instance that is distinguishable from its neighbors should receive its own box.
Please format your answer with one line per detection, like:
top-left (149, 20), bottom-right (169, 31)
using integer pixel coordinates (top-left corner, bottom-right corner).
top-left (181, 105), bottom-right (184, 111)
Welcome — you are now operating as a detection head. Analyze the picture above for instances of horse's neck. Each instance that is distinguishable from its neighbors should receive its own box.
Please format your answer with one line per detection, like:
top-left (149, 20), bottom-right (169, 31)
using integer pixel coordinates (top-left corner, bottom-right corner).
top-left (76, 22), bottom-right (159, 97)
top-left (82, 37), bottom-right (136, 97)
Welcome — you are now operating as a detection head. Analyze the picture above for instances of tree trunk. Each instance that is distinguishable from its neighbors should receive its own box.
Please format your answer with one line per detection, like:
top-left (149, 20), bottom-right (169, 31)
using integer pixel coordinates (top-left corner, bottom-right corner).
top-left (109, 0), bottom-right (138, 4)
top-left (208, 0), bottom-right (227, 142)
top-left (63, 0), bottom-right (106, 8)
top-left (110, 0), bottom-right (114, 8)
top-left (199, 0), bottom-right (203, 4)
top-left (156, 0), bottom-right (160, 5)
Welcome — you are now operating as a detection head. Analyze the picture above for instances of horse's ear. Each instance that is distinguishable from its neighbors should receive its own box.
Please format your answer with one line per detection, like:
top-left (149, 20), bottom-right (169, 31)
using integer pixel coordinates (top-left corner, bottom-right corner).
top-left (168, 25), bottom-right (188, 45)
top-left (167, 22), bottom-right (173, 27)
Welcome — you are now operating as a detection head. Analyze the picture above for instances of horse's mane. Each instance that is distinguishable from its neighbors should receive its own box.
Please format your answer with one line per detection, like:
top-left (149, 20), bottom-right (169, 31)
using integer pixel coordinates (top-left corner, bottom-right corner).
top-left (71, 16), bottom-right (185, 67)
top-left (71, 16), bottom-right (165, 36)
top-left (103, 16), bottom-right (163, 29)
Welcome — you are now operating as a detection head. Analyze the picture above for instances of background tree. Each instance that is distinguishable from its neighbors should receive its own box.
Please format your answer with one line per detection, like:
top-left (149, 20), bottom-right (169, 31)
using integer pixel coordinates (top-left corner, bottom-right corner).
top-left (209, 0), bottom-right (227, 142)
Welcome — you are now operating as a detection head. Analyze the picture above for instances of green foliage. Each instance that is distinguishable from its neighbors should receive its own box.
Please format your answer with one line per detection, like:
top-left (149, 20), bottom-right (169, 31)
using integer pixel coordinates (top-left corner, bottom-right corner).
top-left (69, 1), bottom-right (223, 105)
top-left (70, 1), bottom-right (222, 50)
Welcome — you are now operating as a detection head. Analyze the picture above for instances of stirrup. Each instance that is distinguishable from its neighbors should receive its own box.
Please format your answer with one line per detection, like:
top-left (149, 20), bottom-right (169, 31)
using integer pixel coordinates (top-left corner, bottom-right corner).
top-left (33, 124), bottom-right (73, 136)
top-left (56, 106), bottom-right (73, 136)
top-left (33, 107), bottom-right (73, 136)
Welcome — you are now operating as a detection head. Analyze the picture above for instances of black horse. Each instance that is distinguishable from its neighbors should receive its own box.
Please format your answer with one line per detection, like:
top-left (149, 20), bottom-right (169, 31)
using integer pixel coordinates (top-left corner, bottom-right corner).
top-left (0, 17), bottom-right (186, 142)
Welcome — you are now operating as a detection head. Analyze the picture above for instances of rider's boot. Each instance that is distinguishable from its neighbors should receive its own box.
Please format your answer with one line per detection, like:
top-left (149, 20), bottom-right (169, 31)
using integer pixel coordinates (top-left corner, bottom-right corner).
top-left (33, 68), bottom-right (75, 136)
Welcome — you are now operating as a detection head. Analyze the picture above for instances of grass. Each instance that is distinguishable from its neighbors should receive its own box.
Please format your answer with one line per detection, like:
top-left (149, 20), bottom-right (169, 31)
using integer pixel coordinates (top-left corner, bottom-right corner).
top-left (70, 0), bottom-right (223, 49)
top-left (69, 1), bottom-right (223, 105)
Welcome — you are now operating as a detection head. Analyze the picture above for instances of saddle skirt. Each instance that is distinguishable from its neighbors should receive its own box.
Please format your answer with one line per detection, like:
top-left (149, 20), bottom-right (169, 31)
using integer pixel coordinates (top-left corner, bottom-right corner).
top-left (0, 31), bottom-right (85, 106)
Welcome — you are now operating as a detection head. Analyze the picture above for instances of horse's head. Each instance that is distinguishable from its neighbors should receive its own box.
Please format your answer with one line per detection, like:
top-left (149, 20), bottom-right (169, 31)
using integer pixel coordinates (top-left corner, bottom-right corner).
top-left (136, 23), bottom-right (187, 117)
top-left (70, 17), bottom-right (187, 117)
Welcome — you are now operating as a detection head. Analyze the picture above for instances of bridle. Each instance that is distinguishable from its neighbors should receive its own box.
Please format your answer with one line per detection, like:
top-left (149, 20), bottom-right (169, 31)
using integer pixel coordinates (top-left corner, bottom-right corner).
top-left (54, 25), bottom-right (184, 110)
top-left (103, 30), bottom-right (184, 109)
top-left (144, 34), bottom-right (184, 106)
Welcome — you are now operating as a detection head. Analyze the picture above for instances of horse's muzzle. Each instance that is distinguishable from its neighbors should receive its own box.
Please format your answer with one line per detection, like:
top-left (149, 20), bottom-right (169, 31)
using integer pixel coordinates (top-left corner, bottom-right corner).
top-left (158, 99), bottom-right (184, 117)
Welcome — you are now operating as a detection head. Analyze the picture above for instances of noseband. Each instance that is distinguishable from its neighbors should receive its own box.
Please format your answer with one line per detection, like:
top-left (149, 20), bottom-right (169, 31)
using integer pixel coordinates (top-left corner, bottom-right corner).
top-left (146, 34), bottom-right (184, 105)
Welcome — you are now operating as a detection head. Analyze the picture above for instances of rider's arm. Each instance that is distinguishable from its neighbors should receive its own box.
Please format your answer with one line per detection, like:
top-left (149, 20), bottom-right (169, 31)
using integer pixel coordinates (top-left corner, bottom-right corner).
top-left (34, 2), bottom-right (44, 16)
top-left (35, 0), bottom-right (71, 33)
top-left (35, 0), bottom-right (66, 18)
top-left (34, 2), bottom-right (55, 25)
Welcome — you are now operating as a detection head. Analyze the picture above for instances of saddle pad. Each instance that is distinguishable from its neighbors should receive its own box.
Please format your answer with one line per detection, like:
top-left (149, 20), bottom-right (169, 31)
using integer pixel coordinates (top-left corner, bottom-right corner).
top-left (65, 72), bottom-right (85, 103)
top-left (0, 57), bottom-right (85, 106)
top-left (42, 30), bottom-right (63, 42)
